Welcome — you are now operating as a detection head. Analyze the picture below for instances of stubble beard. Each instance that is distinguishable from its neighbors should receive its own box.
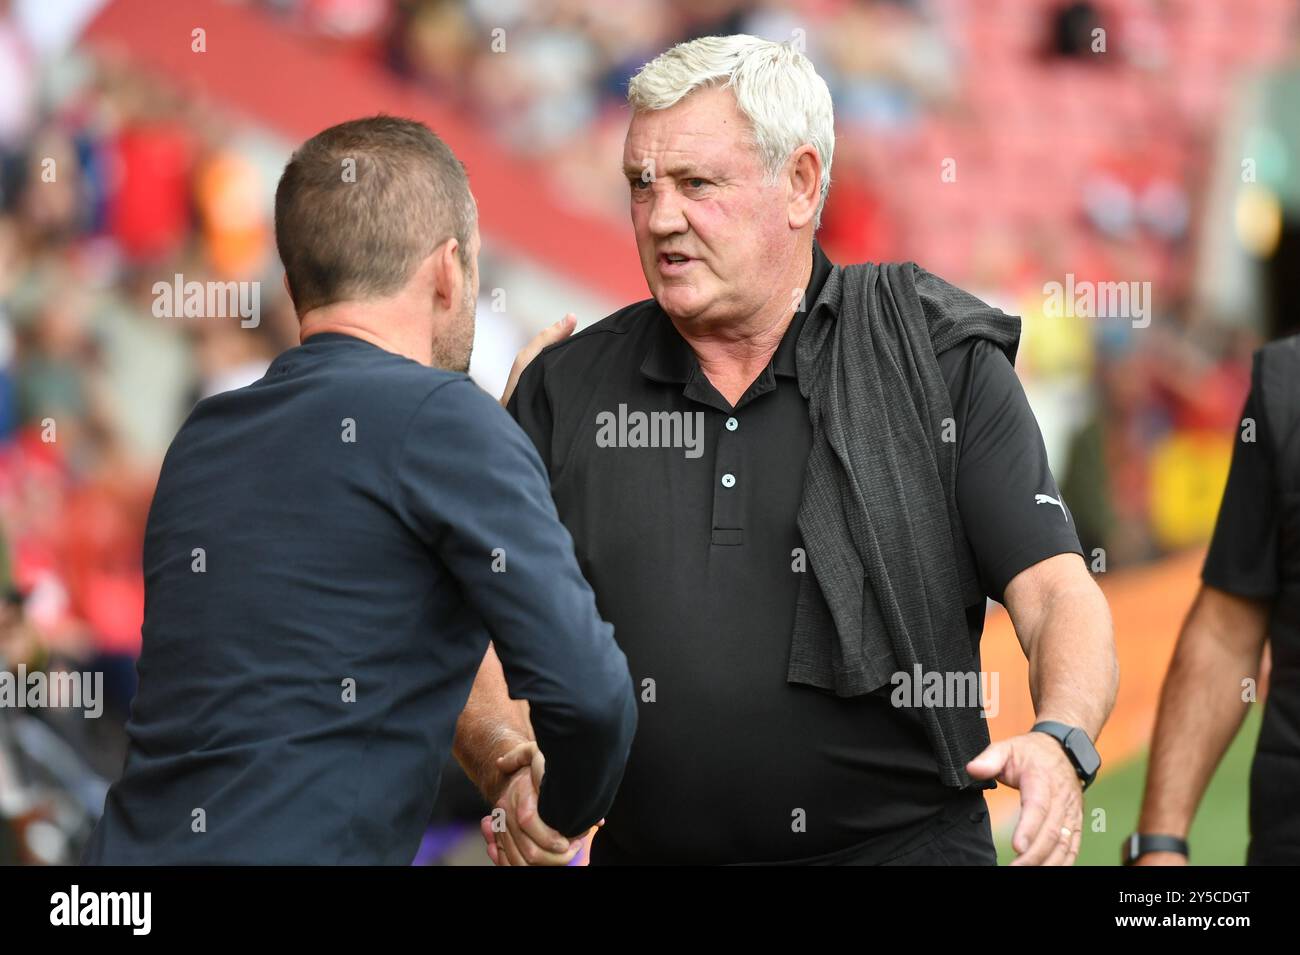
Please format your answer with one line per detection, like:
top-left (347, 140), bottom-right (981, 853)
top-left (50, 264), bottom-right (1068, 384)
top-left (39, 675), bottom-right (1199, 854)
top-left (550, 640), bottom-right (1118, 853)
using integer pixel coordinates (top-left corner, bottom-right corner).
top-left (431, 284), bottom-right (476, 373)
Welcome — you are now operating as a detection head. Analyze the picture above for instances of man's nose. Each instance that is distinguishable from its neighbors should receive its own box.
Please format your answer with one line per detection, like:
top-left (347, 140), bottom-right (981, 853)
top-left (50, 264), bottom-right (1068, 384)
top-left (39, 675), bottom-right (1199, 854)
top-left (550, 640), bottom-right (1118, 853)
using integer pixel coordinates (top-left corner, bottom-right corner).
top-left (646, 186), bottom-right (688, 237)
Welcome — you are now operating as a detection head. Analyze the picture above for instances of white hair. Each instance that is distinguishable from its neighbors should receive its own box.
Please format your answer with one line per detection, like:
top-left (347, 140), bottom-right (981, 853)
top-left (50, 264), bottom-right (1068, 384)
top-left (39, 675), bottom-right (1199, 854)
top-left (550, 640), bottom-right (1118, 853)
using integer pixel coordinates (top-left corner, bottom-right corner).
top-left (627, 34), bottom-right (835, 230)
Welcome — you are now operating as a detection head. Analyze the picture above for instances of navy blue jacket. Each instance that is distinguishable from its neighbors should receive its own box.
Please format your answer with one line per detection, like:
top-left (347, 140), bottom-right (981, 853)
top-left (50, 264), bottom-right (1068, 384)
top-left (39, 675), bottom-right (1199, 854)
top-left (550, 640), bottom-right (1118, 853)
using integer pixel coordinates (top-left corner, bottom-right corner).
top-left (83, 333), bottom-right (636, 864)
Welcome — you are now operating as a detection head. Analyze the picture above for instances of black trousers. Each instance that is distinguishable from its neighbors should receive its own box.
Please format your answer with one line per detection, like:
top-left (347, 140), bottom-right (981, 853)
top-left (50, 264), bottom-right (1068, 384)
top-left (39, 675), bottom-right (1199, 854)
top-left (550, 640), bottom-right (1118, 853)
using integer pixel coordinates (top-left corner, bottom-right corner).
top-left (594, 785), bottom-right (998, 866)
top-left (811, 785), bottom-right (997, 866)
top-left (1246, 748), bottom-right (1300, 865)
top-left (732, 784), bottom-right (997, 866)
top-left (874, 790), bottom-right (997, 865)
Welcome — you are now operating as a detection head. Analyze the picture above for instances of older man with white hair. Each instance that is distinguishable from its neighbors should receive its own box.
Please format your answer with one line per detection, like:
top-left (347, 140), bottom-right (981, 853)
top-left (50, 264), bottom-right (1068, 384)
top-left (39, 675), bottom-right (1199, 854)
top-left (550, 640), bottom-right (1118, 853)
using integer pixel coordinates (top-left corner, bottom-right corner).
top-left (457, 34), bottom-right (1117, 866)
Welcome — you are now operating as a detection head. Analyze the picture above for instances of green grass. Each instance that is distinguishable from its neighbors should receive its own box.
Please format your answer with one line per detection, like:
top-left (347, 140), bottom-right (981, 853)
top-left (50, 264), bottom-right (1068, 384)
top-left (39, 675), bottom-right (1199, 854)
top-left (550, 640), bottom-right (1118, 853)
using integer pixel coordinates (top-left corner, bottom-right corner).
top-left (995, 705), bottom-right (1262, 865)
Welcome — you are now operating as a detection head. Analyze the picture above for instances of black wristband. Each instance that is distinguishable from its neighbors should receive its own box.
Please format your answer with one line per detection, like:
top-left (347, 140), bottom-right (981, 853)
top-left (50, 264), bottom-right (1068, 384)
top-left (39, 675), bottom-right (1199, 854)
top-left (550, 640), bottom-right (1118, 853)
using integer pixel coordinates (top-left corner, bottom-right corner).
top-left (1030, 720), bottom-right (1101, 789)
top-left (1122, 833), bottom-right (1189, 865)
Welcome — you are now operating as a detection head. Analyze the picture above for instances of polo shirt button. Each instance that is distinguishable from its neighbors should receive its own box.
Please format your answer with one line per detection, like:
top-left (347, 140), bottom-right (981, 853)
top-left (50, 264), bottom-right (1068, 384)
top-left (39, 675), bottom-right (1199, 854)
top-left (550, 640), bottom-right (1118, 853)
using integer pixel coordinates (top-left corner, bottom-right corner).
top-left (721, 473), bottom-right (736, 488)
top-left (725, 416), bottom-right (738, 431)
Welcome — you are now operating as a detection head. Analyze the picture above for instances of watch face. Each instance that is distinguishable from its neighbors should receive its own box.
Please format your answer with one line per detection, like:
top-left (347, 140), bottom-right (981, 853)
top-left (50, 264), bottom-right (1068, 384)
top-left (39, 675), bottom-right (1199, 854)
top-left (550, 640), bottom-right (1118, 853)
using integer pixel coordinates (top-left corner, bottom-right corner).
top-left (1066, 728), bottom-right (1102, 778)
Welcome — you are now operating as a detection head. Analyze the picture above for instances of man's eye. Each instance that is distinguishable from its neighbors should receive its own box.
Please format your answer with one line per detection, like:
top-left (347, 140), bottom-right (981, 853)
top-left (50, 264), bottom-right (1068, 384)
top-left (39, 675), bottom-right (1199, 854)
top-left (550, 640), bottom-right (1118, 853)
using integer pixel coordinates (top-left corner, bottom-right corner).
top-left (685, 178), bottom-right (707, 189)
top-left (630, 178), bottom-right (651, 190)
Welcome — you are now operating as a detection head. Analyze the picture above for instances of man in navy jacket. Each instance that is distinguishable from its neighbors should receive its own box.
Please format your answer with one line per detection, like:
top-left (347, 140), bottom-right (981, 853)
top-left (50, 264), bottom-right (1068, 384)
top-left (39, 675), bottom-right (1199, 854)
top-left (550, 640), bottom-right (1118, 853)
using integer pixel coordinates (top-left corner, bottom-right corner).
top-left (83, 116), bottom-right (636, 865)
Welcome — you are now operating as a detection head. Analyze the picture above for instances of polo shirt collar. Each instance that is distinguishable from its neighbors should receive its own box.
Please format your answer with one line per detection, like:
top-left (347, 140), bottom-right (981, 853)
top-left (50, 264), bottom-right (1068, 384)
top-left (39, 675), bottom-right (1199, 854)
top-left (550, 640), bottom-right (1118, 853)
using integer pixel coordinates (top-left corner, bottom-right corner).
top-left (639, 307), bottom-right (695, 385)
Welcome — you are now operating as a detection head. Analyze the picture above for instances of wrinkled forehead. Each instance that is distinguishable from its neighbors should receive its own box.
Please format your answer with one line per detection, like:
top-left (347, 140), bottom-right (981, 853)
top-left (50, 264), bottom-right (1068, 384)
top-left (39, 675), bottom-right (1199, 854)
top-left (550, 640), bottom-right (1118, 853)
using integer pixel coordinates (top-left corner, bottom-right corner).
top-left (622, 88), bottom-right (760, 176)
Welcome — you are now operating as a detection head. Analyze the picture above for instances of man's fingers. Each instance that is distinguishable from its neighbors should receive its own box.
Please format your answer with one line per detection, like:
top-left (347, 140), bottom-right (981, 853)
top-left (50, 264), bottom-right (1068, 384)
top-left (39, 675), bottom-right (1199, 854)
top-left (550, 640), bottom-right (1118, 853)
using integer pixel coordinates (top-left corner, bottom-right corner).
top-left (1066, 824), bottom-right (1082, 866)
top-left (500, 314), bottom-right (577, 406)
top-left (1061, 796), bottom-right (1084, 866)
top-left (496, 820), bottom-right (530, 866)
top-left (480, 814), bottom-right (501, 865)
top-left (499, 748), bottom-right (565, 856)
top-left (513, 799), bottom-right (569, 856)
top-left (1015, 800), bottom-right (1062, 866)
top-left (505, 818), bottom-right (577, 865)
top-left (490, 761), bottom-right (575, 866)
top-left (528, 314), bottom-right (577, 355)
top-left (1009, 771), bottom-right (1046, 854)
top-left (505, 777), bottom-right (575, 862)
top-left (509, 800), bottom-right (574, 861)
top-left (1041, 812), bottom-right (1075, 867)
top-left (1009, 771), bottom-right (1052, 859)
top-left (1013, 784), bottom-right (1066, 866)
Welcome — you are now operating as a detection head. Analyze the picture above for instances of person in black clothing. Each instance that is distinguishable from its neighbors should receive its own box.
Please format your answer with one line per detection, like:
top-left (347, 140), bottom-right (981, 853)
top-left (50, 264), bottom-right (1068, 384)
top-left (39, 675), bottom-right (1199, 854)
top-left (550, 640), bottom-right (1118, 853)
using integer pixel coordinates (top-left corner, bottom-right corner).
top-left (1130, 334), bottom-right (1300, 866)
top-left (82, 117), bottom-right (636, 865)
top-left (464, 36), bottom-right (1118, 866)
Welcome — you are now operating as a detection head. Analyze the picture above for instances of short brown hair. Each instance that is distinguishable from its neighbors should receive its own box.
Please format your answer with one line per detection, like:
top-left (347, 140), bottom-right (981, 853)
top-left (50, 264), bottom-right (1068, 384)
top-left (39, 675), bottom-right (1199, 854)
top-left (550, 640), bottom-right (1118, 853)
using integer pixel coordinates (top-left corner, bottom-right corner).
top-left (274, 116), bottom-right (476, 314)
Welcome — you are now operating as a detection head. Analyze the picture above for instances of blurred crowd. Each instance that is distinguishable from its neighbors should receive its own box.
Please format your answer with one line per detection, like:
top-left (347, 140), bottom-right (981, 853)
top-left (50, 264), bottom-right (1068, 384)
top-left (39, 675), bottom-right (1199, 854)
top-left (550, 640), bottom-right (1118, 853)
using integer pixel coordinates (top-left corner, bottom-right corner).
top-left (0, 53), bottom-right (301, 673)
top-left (0, 0), bottom-right (1298, 861)
top-left (0, 12), bottom-right (309, 858)
top-left (262, 0), bottom-right (1298, 561)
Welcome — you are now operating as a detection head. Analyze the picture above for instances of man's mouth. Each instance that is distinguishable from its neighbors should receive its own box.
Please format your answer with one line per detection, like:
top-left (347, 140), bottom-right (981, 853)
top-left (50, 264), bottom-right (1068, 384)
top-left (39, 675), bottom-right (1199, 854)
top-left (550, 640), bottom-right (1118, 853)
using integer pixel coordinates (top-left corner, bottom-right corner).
top-left (658, 252), bottom-right (694, 269)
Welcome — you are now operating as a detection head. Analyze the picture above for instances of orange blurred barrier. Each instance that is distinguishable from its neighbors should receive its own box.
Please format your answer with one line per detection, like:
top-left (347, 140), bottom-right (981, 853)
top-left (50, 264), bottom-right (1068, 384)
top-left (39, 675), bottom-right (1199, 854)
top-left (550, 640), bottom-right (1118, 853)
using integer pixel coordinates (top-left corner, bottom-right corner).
top-left (981, 548), bottom-right (1208, 829)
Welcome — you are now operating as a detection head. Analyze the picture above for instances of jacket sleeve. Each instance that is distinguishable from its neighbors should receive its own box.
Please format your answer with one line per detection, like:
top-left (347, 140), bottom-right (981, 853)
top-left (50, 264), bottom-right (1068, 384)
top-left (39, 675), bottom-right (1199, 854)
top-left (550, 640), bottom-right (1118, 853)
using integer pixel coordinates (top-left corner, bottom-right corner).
top-left (395, 377), bottom-right (636, 836)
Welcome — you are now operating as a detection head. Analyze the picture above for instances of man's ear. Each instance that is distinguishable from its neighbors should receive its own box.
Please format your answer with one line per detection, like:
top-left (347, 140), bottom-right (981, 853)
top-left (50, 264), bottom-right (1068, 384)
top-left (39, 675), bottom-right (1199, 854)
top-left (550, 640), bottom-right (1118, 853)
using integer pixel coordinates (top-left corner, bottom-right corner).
top-left (787, 145), bottom-right (822, 230)
top-left (429, 238), bottom-right (463, 314)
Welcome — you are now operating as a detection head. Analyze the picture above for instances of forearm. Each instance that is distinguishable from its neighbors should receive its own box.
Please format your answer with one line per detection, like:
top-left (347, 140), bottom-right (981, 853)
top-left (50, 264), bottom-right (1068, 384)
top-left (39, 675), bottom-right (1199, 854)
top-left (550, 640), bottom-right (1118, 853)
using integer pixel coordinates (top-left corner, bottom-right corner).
top-left (1023, 581), bottom-right (1118, 741)
top-left (1138, 596), bottom-right (1265, 836)
top-left (453, 643), bottom-right (534, 805)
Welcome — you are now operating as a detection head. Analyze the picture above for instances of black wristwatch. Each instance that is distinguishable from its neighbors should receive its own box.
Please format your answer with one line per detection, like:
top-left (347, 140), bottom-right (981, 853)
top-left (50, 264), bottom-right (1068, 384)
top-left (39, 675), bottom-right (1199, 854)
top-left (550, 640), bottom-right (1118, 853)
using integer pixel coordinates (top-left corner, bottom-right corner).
top-left (1122, 833), bottom-right (1190, 865)
top-left (1030, 720), bottom-right (1101, 790)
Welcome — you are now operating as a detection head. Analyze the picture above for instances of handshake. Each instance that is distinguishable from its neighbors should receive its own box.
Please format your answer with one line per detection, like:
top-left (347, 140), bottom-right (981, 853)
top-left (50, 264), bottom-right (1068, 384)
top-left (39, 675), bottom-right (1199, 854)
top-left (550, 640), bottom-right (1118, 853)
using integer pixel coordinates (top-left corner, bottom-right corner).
top-left (479, 741), bottom-right (602, 866)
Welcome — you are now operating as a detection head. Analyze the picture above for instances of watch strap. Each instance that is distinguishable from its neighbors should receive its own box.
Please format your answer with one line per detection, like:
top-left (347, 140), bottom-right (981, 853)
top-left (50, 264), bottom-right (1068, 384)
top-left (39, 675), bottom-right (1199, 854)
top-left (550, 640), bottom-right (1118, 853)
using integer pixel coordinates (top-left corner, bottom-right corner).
top-left (1030, 720), bottom-right (1100, 789)
top-left (1123, 833), bottom-right (1189, 865)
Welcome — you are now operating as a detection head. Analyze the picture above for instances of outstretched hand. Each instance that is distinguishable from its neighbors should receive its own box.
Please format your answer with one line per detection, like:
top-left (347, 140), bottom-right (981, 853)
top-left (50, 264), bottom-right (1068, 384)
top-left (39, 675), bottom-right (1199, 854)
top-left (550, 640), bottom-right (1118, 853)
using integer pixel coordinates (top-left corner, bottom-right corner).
top-left (966, 732), bottom-right (1083, 866)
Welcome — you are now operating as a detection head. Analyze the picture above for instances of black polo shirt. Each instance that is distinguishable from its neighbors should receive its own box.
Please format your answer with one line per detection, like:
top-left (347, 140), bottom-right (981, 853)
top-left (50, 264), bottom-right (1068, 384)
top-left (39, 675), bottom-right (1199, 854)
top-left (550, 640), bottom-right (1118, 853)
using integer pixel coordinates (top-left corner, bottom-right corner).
top-left (509, 243), bottom-right (1083, 864)
top-left (1200, 346), bottom-right (1300, 863)
top-left (1201, 361), bottom-right (1278, 598)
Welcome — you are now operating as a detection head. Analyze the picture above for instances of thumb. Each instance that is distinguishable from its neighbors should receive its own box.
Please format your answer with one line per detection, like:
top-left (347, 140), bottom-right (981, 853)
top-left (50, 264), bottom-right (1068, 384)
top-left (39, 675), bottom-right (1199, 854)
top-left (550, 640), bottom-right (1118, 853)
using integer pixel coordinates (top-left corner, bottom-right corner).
top-left (480, 815), bottom-right (501, 865)
top-left (965, 739), bottom-right (1012, 781)
top-left (495, 741), bottom-right (537, 776)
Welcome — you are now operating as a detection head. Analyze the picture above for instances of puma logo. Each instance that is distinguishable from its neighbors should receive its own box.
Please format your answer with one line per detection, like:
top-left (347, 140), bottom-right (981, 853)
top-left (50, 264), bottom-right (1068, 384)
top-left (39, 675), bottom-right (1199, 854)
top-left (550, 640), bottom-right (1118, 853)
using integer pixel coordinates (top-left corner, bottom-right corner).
top-left (1034, 493), bottom-right (1069, 521)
